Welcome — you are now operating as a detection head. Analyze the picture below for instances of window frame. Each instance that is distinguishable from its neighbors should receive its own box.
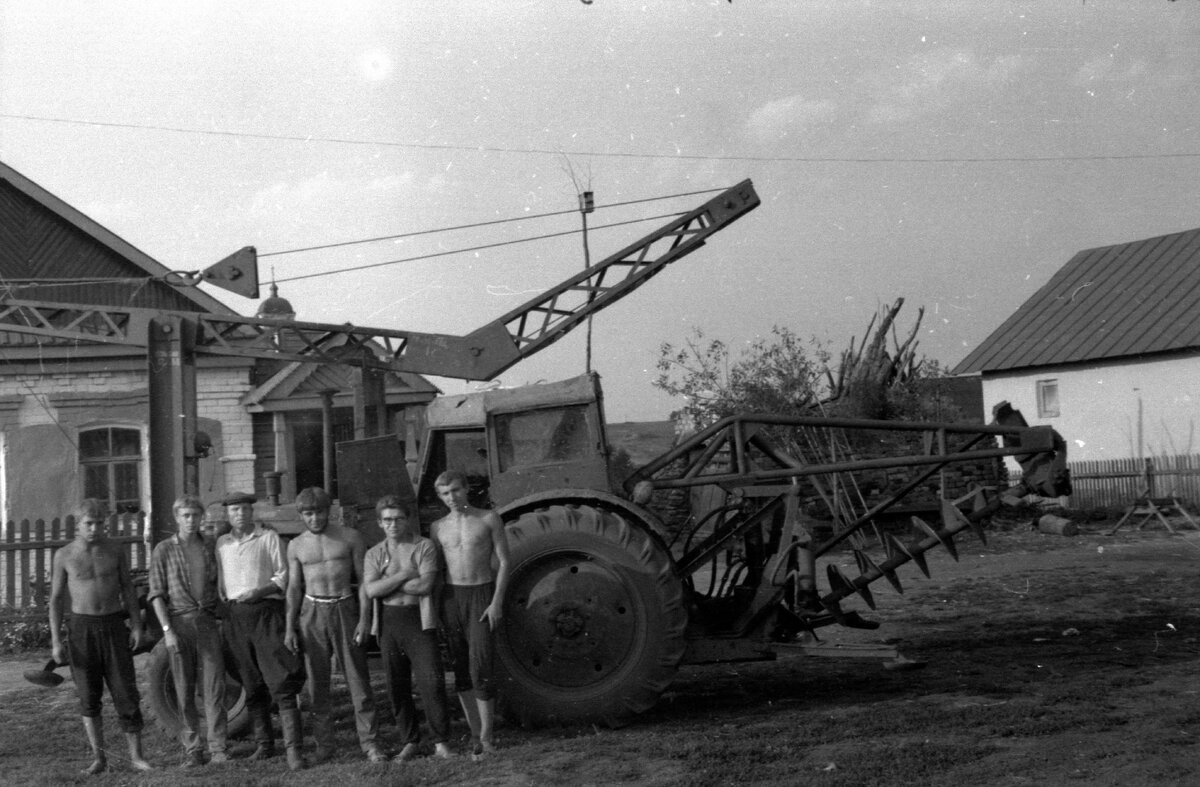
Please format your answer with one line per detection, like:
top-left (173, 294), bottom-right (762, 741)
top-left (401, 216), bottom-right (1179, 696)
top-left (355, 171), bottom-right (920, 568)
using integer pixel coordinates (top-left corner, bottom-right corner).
top-left (1036, 379), bottom-right (1060, 419)
top-left (79, 425), bottom-right (145, 514)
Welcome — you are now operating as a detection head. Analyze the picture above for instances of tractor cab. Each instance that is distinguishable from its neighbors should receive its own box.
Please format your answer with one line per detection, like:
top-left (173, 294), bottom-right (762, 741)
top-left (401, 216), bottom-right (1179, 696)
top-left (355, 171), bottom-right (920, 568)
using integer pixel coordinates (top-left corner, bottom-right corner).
top-left (415, 373), bottom-right (612, 526)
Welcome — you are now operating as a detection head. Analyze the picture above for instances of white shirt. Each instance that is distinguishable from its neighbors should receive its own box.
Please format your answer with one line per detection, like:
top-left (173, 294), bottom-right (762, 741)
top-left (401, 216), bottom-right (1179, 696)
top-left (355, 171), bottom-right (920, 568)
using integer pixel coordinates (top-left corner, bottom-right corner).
top-left (216, 524), bottom-right (287, 601)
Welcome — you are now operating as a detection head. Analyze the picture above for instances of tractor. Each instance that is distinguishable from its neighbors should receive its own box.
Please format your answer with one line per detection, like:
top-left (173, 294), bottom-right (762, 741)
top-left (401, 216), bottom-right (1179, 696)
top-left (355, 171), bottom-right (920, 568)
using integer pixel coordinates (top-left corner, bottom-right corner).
top-left (4, 177), bottom-right (1071, 733)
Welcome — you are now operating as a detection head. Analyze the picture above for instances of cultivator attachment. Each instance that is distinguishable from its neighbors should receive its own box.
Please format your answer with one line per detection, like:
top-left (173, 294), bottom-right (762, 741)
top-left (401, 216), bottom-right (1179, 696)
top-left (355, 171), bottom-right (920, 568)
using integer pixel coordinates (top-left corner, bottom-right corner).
top-left (625, 407), bottom-right (1070, 646)
top-left (816, 489), bottom-right (1000, 619)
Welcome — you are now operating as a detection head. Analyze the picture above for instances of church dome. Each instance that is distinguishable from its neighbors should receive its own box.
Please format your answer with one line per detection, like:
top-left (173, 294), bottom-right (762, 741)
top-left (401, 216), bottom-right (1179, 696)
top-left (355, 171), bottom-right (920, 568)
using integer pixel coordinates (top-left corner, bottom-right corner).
top-left (257, 282), bottom-right (295, 319)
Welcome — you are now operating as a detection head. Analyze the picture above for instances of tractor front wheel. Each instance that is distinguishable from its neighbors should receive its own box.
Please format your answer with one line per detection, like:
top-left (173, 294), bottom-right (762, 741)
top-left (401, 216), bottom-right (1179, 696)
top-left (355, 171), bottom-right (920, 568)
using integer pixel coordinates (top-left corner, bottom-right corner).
top-left (497, 503), bottom-right (687, 727)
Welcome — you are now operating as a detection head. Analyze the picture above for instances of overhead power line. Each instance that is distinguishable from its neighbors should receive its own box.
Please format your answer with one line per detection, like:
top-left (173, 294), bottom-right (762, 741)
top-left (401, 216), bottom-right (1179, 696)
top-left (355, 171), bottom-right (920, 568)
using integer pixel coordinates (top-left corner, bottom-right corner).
top-left (260, 186), bottom-right (725, 258)
top-left (276, 211), bottom-right (683, 284)
top-left (5, 113), bottom-right (1200, 164)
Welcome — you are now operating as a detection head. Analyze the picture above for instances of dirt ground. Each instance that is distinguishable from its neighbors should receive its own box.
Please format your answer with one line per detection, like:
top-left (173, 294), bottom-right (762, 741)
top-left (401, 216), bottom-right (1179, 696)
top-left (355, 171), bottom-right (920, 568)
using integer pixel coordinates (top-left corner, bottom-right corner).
top-left (647, 520), bottom-right (1200, 786)
top-left (1, 520), bottom-right (1197, 785)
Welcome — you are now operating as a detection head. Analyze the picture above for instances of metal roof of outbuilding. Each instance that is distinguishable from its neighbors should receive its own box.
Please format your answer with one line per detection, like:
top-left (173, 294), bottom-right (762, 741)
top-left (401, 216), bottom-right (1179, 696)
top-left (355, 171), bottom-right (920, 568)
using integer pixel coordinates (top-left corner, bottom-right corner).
top-left (953, 227), bottom-right (1200, 375)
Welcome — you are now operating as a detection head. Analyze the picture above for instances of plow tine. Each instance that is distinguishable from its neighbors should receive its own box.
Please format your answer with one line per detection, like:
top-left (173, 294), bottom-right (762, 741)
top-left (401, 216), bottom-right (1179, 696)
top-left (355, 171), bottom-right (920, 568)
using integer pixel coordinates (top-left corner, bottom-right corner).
top-left (943, 499), bottom-right (986, 546)
top-left (912, 515), bottom-right (958, 562)
top-left (828, 563), bottom-right (875, 610)
top-left (855, 548), bottom-right (902, 595)
top-left (888, 533), bottom-right (930, 578)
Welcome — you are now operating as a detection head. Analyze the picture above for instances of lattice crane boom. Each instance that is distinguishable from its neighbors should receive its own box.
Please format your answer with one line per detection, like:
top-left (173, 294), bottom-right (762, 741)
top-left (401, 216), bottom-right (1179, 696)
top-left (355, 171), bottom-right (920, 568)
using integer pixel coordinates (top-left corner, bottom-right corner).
top-left (0, 180), bottom-right (759, 380)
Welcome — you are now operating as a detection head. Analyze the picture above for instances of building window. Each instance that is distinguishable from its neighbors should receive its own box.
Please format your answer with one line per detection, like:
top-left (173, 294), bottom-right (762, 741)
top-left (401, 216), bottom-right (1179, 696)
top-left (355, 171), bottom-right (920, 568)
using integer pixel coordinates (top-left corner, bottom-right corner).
top-left (79, 427), bottom-right (143, 513)
top-left (1036, 379), bottom-right (1060, 419)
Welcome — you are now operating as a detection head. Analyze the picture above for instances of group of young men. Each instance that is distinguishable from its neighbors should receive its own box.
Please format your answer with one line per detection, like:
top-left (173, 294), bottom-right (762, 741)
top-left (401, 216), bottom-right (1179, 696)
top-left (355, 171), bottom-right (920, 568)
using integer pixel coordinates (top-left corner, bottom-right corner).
top-left (47, 470), bottom-right (509, 775)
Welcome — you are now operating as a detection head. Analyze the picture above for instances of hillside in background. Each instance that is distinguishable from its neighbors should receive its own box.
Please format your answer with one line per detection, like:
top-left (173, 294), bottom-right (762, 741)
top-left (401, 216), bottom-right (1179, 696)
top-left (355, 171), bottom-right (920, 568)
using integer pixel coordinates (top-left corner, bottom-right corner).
top-left (606, 420), bottom-right (676, 466)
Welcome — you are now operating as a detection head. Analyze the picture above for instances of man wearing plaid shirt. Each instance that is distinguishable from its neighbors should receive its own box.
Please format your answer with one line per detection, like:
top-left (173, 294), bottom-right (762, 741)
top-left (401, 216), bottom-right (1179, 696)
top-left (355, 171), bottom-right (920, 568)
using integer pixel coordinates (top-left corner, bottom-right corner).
top-left (149, 494), bottom-right (228, 768)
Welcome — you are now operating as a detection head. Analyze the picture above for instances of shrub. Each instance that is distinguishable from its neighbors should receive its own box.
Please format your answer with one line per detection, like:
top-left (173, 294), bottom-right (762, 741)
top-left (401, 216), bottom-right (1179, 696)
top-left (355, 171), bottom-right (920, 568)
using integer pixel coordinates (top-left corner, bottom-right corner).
top-left (0, 614), bottom-right (52, 654)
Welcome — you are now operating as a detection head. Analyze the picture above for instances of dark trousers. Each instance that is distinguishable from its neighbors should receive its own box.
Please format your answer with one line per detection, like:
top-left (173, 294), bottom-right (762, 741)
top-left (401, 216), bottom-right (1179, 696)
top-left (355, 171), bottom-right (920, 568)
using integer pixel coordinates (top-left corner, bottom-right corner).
top-left (224, 599), bottom-right (305, 722)
top-left (441, 583), bottom-right (496, 701)
top-left (380, 605), bottom-right (450, 744)
top-left (67, 612), bottom-right (144, 733)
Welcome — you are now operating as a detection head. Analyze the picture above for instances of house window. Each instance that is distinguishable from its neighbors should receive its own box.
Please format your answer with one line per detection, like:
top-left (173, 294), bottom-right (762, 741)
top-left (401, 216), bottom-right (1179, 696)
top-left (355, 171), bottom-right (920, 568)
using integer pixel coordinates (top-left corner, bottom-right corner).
top-left (1036, 379), bottom-right (1060, 418)
top-left (79, 427), bottom-right (143, 513)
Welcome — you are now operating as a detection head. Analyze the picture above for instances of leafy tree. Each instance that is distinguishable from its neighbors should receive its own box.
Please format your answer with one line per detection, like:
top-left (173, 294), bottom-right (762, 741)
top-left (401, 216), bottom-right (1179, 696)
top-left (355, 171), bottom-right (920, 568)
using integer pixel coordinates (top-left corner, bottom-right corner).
top-left (654, 298), bottom-right (941, 427)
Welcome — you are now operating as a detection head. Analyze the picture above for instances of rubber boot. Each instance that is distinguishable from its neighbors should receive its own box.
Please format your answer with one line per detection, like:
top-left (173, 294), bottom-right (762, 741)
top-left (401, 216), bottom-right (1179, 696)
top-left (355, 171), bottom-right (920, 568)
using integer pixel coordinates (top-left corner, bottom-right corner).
top-left (248, 707), bottom-right (276, 760)
top-left (279, 708), bottom-right (305, 771)
top-left (81, 716), bottom-right (107, 775)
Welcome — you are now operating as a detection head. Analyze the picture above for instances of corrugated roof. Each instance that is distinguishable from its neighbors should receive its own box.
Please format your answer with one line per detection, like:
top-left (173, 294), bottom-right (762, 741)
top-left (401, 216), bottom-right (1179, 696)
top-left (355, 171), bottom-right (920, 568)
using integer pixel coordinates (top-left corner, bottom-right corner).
top-left (953, 227), bottom-right (1200, 374)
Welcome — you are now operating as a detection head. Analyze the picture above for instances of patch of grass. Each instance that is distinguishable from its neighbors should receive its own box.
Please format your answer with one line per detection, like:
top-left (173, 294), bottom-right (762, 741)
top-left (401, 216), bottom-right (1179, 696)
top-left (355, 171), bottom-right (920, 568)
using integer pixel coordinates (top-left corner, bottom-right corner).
top-left (0, 611), bottom-right (51, 654)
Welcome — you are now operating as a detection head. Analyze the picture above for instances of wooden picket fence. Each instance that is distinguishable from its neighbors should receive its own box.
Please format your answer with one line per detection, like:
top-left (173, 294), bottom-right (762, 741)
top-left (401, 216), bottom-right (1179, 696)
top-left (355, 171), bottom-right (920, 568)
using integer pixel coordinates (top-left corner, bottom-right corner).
top-left (0, 513), bottom-right (149, 611)
top-left (1065, 454), bottom-right (1200, 510)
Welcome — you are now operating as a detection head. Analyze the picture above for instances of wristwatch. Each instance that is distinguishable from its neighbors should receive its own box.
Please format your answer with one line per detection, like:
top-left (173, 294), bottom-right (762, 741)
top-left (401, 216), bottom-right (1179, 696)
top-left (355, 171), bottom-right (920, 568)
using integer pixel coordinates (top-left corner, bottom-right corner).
top-left (161, 624), bottom-right (171, 633)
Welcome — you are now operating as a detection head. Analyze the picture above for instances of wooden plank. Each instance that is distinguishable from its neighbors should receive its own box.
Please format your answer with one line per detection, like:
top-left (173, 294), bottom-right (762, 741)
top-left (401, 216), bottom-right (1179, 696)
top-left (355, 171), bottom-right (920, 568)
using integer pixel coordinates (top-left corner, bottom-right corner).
top-left (19, 518), bottom-right (30, 608)
top-left (3, 523), bottom-right (15, 608)
top-left (32, 519), bottom-right (46, 607)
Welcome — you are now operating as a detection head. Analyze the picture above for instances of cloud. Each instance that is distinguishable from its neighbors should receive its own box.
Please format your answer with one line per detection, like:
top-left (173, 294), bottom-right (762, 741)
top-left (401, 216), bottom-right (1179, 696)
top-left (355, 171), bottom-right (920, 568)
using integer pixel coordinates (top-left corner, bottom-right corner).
top-left (1073, 54), bottom-right (1148, 87)
top-left (744, 95), bottom-right (838, 143)
top-left (250, 173), bottom-right (343, 218)
top-left (249, 170), bottom-right (416, 220)
top-left (365, 173), bottom-right (415, 193)
top-left (866, 49), bottom-right (1025, 124)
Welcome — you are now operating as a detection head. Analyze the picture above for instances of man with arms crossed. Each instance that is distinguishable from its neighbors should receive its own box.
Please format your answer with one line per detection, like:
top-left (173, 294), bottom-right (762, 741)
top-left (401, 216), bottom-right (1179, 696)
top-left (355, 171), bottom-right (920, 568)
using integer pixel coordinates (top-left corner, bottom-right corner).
top-left (49, 499), bottom-right (153, 775)
top-left (431, 470), bottom-right (510, 758)
top-left (364, 494), bottom-right (454, 762)
top-left (148, 494), bottom-right (228, 768)
top-left (215, 491), bottom-right (306, 770)
top-left (284, 486), bottom-right (385, 764)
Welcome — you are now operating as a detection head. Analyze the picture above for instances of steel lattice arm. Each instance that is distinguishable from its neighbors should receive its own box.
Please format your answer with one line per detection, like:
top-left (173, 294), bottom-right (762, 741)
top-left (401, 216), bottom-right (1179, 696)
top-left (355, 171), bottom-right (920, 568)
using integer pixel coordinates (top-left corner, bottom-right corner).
top-left (0, 180), bottom-right (759, 380)
top-left (493, 180), bottom-right (759, 363)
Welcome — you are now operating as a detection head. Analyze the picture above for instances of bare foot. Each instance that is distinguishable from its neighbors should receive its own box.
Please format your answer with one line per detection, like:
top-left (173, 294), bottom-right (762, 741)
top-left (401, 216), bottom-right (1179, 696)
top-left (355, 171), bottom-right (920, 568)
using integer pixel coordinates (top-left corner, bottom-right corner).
top-left (471, 740), bottom-right (497, 762)
top-left (83, 758), bottom-right (107, 775)
top-left (130, 758), bottom-right (154, 772)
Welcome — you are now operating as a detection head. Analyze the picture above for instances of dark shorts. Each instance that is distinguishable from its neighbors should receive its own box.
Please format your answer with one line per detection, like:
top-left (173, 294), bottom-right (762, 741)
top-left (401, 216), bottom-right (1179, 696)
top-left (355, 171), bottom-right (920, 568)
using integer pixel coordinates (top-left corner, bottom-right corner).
top-left (441, 583), bottom-right (495, 701)
top-left (67, 612), bottom-right (143, 732)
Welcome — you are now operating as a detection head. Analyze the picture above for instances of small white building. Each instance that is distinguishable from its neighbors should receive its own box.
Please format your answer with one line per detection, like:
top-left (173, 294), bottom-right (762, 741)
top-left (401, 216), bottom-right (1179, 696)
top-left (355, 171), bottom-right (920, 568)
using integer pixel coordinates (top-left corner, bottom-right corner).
top-left (954, 227), bottom-right (1200, 463)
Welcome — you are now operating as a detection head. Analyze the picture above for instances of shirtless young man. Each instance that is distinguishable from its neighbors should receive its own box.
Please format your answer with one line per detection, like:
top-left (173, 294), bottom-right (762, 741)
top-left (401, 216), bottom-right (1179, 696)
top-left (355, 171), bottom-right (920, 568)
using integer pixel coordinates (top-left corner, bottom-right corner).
top-left (49, 499), bottom-right (153, 775)
top-left (430, 470), bottom-right (510, 758)
top-left (284, 487), bottom-right (384, 764)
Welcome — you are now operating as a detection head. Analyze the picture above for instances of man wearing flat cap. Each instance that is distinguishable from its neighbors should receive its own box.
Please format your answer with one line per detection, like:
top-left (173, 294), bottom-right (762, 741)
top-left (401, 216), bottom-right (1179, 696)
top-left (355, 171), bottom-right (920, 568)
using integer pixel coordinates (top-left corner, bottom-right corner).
top-left (215, 491), bottom-right (306, 770)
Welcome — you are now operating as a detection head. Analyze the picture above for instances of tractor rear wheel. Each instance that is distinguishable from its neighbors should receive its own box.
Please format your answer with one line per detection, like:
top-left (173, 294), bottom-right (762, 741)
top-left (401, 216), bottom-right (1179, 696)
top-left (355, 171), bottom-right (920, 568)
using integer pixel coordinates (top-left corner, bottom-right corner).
top-left (145, 640), bottom-right (251, 739)
top-left (497, 503), bottom-right (687, 727)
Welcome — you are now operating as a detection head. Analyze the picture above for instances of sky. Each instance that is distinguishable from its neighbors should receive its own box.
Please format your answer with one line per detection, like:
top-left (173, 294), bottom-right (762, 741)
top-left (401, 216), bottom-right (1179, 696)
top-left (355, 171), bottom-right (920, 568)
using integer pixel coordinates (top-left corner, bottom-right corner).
top-left (1, 1), bottom-right (1198, 422)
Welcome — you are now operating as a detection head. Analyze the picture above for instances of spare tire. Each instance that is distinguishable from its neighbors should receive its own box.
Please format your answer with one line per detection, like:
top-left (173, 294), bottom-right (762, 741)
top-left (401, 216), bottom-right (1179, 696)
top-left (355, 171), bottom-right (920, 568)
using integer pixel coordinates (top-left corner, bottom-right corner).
top-left (144, 640), bottom-right (251, 739)
top-left (497, 503), bottom-right (687, 727)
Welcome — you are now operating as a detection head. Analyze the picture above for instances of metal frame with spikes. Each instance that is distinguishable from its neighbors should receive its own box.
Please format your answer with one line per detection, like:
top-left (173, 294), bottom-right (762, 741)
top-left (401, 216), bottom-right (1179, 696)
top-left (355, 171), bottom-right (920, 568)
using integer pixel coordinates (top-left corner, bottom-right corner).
top-left (624, 412), bottom-right (1070, 656)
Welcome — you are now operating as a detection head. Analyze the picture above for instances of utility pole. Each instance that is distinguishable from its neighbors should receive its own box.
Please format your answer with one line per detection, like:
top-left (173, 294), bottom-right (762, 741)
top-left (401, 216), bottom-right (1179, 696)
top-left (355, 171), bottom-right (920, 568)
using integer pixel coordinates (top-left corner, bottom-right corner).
top-left (579, 190), bottom-right (595, 372)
